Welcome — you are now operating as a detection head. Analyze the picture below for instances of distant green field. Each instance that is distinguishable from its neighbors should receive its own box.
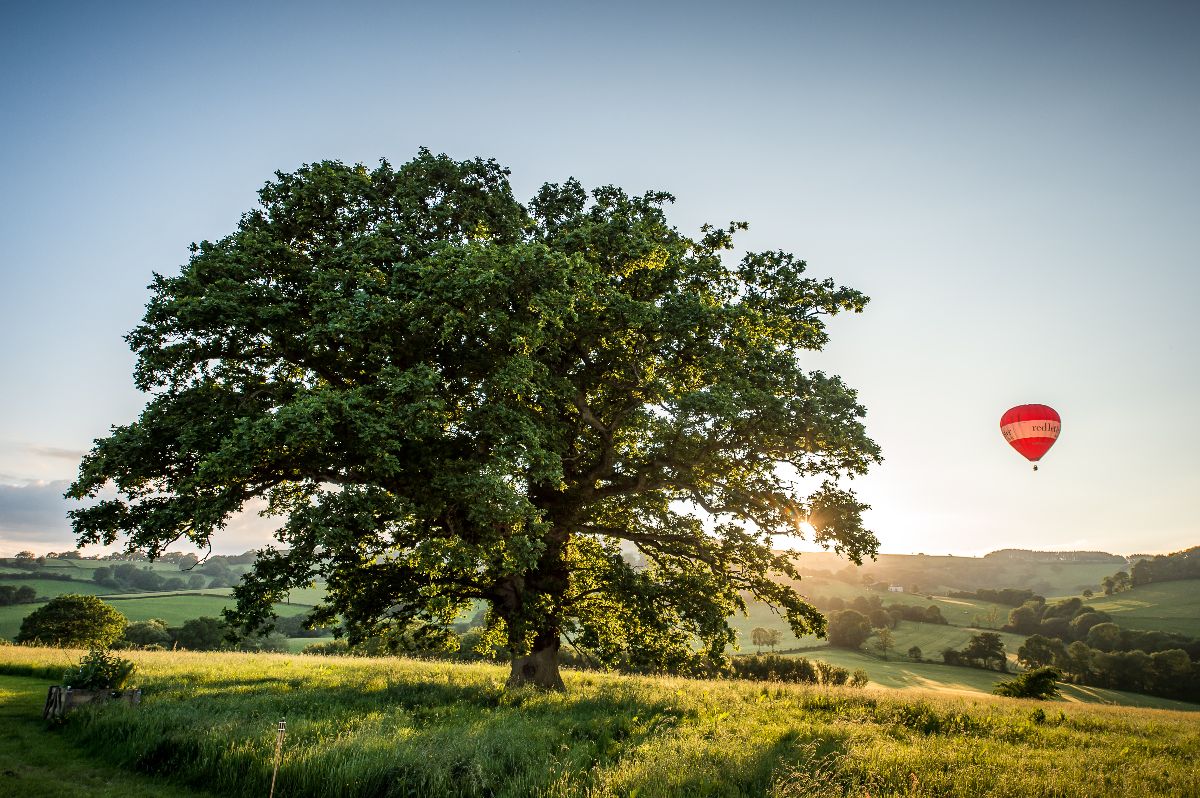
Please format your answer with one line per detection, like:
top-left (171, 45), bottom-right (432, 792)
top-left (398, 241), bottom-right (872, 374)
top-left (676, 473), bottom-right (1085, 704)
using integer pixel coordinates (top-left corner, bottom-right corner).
top-left (789, 551), bottom-right (1123, 598)
top-left (1084, 580), bottom-right (1200, 636)
top-left (773, 621), bottom-right (1027, 674)
top-left (0, 578), bottom-right (111, 599)
top-left (280, 585), bottom-right (327, 606)
top-left (875, 621), bottom-right (1027, 661)
top-left (102, 594), bottom-right (305, 626)
top-left (731, 583), bottom-right (1015, 653)
top-left (784, 573), bottom-right (1016, 626)
top-left (0, 591), bottom-right (310, 639)
top-left (786, 647), bottom-right (1199, 712)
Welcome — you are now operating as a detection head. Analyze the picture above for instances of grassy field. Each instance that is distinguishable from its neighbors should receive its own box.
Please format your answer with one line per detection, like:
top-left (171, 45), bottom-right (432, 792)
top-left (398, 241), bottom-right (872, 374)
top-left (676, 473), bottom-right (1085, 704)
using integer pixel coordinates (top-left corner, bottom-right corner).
top-left (776, 572), bottom-right (1019, 625)
top-left (731, 592), bottom-right (1019, 655)
top-left (13, 559), bottom-right (187, 577)
top-left (1, 646), bottom-right (1197, 797)
top-left (866, 621), bottom-right (1027, 662)
top-left (0, 675), bottom-right (216, 797)
top-left (0, 563), bottom-right (331, 641)
top-left (788, 551), bottom-right (1123, 598)
top-left (1084, 580), bottom-right (1200, 636)
top-left (0, 578), bottom-right (114, 598)
top-left (787, 647), bottom-right (1200, 711)
top-left (0, 592), bottom-right (315, 640)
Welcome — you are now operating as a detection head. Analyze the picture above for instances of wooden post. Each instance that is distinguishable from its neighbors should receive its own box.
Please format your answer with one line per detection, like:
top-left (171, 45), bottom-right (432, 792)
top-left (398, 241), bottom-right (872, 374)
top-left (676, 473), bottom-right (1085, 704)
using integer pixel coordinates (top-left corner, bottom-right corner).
top-left (269, 717), bottom-right (286, 798)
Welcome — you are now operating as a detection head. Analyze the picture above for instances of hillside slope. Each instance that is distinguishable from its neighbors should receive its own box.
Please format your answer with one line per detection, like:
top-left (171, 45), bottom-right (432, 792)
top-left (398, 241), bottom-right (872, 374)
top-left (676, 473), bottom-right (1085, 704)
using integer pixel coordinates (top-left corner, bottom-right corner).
top-left (1084, 580), bottom-right (1200, 636)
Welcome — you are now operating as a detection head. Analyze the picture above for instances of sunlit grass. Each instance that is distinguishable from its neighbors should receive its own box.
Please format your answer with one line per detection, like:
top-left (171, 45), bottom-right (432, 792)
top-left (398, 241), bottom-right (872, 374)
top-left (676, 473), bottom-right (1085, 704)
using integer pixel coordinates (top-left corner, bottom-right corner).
top-left (0, 646), bottom-right (1197, 797)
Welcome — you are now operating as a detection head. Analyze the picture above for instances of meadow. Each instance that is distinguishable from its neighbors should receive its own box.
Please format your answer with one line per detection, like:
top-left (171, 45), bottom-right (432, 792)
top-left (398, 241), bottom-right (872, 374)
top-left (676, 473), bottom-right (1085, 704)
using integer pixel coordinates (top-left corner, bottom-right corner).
top-left (0, 558), bottom-right (320, 640)
top-left (0, 646), bottom-right (1197, 797)
top-left (785, 552), bottom-right (1122, 599)
top-left (1084, 581), bottom-right (1200, 636)
top-left (0, 593), bottom-right (313, 639)
top-left (786, 647), bottom-right (1199, 711)
top-left (0, 674), bottom-right (217, 797)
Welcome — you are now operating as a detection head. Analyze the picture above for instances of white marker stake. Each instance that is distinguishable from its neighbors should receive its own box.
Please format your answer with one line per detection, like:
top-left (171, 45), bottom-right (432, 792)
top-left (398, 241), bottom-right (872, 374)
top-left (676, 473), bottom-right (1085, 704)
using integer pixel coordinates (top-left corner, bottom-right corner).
top-left (269, 718), bottom-right (286, 798)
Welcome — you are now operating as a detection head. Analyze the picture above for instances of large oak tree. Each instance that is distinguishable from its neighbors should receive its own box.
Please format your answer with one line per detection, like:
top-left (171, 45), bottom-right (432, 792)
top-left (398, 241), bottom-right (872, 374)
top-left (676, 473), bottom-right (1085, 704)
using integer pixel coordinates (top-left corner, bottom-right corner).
top-left (69, 150), bottom-right (880, 688)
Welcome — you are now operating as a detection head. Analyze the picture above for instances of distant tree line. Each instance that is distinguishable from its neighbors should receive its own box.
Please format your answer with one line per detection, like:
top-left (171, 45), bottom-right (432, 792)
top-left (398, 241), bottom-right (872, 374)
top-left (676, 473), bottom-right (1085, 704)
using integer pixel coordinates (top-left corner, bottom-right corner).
top-left (1003, 596), bottom-right (1111, 641)
top-left (1129, 546), bottom-right (1200, 587)
top-left (725, 654), bottom-right (868, 687)
top-left (947, 587), bottom-right (1038, 607)
top-left (0, 585), bottom-right (37, 605)
top-left (2, 549), bottom-right (261, 566)
top-left (1100, 571), bottom-right (1132, 595)
top-left (301, 625), bottom-right (870, 687)
top-left (1003, 591), bottom-right (1200, 702)
top-left (1017, 632), bottom-right (1197, 702)
top-left (92, 563), bottom-right (208, 592)
top-left (984, 549), bottom-right (1125, 563)
top-left (812, 595), bottom-right (948, 630)
top-left (0, 570), bottom-right (75, 581)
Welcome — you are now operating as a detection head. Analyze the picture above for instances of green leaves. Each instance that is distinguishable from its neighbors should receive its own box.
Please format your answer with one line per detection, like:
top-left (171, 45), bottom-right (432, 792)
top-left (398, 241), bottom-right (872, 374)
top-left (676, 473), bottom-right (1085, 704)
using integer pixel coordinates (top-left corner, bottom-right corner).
top-left (62, 648), bottom-right (137, 691)
top-left (16, 594), bottom-right (128, 648)
top-left (69, 150), bottom-right (881, 679)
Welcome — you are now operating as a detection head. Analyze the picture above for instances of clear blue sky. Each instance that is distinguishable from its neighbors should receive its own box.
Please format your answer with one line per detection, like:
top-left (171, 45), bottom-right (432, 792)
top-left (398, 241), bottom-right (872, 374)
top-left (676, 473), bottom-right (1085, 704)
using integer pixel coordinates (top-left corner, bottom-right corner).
top-left (2, 1), bottom-right (1197, 557)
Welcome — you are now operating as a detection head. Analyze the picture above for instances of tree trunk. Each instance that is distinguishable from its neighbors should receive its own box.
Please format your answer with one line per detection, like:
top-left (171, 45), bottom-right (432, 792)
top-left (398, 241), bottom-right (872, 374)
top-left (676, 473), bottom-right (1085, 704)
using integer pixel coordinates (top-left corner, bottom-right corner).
top-left (507, 631), bottom-right (564, 690)
top-left (499, 512), bottom-right (572, 691)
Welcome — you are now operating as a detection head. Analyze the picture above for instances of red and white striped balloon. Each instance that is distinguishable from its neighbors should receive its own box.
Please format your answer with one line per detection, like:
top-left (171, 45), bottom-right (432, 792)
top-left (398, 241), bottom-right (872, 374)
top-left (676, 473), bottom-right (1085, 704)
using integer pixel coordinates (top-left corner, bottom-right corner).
top-left (1000, 404), bottom-right (1060, 470)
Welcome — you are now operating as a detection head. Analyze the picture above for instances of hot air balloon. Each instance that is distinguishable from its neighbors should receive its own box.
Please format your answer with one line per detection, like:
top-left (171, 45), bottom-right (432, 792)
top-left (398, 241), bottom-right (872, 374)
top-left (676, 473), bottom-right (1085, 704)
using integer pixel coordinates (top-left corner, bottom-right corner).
top-left (1000, 404), bottom-right (1060, 471)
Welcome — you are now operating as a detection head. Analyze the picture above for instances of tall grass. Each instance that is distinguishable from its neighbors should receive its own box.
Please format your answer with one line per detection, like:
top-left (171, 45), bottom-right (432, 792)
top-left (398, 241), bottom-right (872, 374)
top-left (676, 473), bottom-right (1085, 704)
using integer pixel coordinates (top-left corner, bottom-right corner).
top-left (1, 646), bottom-right (1197, 797)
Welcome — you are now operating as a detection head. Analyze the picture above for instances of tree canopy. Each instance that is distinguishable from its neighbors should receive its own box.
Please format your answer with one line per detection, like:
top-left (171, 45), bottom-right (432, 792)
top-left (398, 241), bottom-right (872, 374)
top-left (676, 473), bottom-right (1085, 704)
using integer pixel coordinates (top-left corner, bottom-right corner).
top-left (67, 150), bottom-right (880, 688)
top-left (827, 610), bottom-right (873, 650)
top-left (16, 594), bottom-right (127, 648)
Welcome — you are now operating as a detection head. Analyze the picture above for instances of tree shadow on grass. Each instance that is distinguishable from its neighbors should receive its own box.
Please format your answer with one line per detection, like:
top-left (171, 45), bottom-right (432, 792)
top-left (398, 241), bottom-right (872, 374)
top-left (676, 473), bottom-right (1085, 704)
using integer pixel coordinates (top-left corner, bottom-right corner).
top-left (65, 676), bottom-right (713, 798)
top-left (607, 727), bottom-right (857, 798)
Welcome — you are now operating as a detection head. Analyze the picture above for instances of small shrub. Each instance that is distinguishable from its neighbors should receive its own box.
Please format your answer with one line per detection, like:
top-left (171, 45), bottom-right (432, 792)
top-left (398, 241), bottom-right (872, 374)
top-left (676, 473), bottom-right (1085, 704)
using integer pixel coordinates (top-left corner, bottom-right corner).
top-left (62, 648), bottom-right (136, 691)
top-left (123, 618), bottom-right (172, 648)
top-left (237, 632), bottom-right (290, 653)
top-left (993, 666), bottom-right (1061, 699)
top-left (727, 655), bottom-right (868, 688)
top-left (813, 660), bottom-right (848, 686)
top-left (303, 640), bottom-right (351, 655)
top-left (731, 654), bottom-right (818, 683)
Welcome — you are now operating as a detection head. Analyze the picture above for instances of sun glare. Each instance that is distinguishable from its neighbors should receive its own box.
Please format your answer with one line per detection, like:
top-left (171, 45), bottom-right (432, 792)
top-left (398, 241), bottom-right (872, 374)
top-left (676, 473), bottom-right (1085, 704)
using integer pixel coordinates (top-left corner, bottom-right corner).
top-left (798, 520), bottom-right (817, 537)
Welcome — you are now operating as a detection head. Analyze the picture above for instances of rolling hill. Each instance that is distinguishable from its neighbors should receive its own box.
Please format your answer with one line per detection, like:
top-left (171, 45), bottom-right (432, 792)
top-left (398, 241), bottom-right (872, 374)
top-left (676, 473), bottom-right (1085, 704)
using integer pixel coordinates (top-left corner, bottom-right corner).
top-left (1084, 580), bottom-right (1200, 637)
